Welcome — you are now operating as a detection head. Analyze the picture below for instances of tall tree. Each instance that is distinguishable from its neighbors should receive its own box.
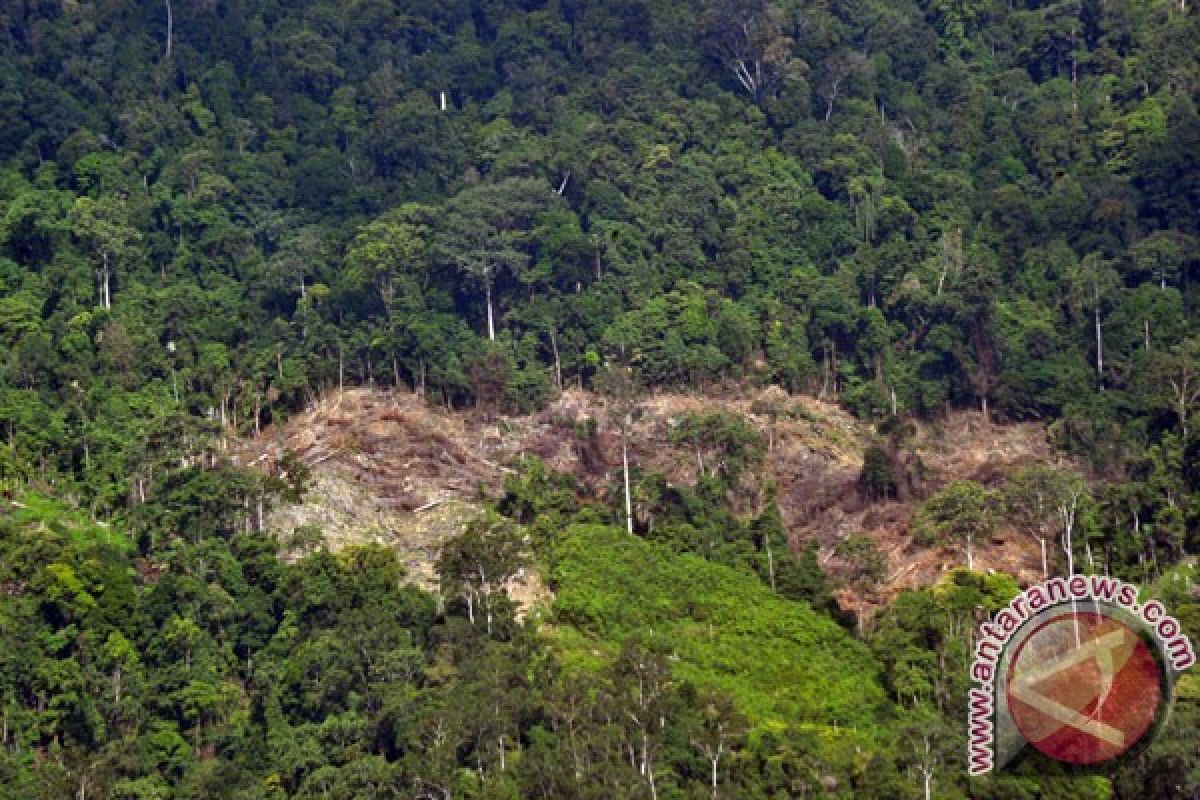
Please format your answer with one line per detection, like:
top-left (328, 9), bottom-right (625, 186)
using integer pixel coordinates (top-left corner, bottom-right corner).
top-left (69, 196), bottom-right (141, 310)
top-left (703, 0), bottom-right (795, 100)
top-left (436, 179), bottom-right (554, 341)
top-left (918, 480), bottom-right (999, 571)
top-left (1151, 337), bottom-right (1200, 438)
top-left (1004, 465), bottom-right (1086, 579)
top-left (594, 363), bottom-right (640, 535)
top-left (346, 204), bottom-right (433, 319)
top-left (436, 513), bottom-right (526, 636)
top-left (1070, 252), bottom-right (1121, 382)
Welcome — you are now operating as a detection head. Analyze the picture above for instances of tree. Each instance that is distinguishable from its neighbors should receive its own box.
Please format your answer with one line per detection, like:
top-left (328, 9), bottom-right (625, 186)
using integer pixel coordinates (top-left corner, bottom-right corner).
top-left (817, 52), bottom-right (871, 123)
top-left (345, 204), bottom-right (433, 318)
top-left (593, 363), bottom-right (640, 535)
top-left (859, 443), bottom-right (898, 503)
top-left (834, 533), bottom-right (886, 634)
top-left (686, 691), bottom-right (746, 800)
top-left (1003, 466), bottom-right (1087, 578)
top-left (1070, 253), bottom-right (1121, 381)
top-left (1130, 231), bottom-right (1192, 291)
top-left (917, 480), bottom-right (999, 571)
top-left (435, 179), bottom-right (554, 341)
top-left (703, 0), bottom-right (795, 101)
top-left (264, 224), bottom-right (330, 303)
top-left (610, 639), bottom-right (674, 800)
top-left (893, 699), bottom-right (958, 800)
top-left (1151, 337), bottom-right (1200, 438)
top-left (667, 410), bottom-right (765, 487)
top-left (1051, 472), bottom-right (1088, 576)
top-left (69, 196), bottom-right (141, 310)
top-left (436, 513), bottom-right (526, 636)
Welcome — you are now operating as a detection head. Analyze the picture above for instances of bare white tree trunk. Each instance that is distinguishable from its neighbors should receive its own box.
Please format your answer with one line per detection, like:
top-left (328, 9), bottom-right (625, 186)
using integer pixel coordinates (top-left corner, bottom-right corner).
top-left (485, 282), bottom-right (496, 341)
top-left (1060, 496), bottom-right (1078, 576)
top-left (1060, 491), bottom-right (1082, 645)
top-left (622, 432), bottom-right (633, 534)
top-left (1169, 368), bottom-right (1199, 438)
top-left (479, 562), bottom-right (493, 636)
top-left (164, 0), bottom-right (173, 60)
top-left (100, 252), bottom-right (112, 309)
top-left (550, 330), bottom-right (562, 390)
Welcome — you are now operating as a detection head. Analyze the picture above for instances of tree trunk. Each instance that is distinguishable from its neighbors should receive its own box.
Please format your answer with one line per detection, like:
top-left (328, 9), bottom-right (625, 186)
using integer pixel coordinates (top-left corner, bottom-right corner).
top-left (164, 0), bottom-right (173, 61)
top-left (764, 533), bottom-right (776, 591)
top-left (550, 331), bottom-right (562, 390)
top-left (485, 283), bottom-right (496, 341)
top-left (100, 252), bottom-right (111, 309)
top-left (1063, 513), bottom-right (1075, 576)
top-left (622, 431), bottom-right (633, 535)
top-left (1094, 305), bottom-right (1104, 379)
top-left (1040, 536), bottom-right (1048, 579)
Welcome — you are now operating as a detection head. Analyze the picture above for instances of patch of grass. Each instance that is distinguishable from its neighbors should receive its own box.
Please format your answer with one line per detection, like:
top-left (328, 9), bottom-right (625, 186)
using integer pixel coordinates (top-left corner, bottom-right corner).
top-left (547, 524), bottom-right (891, 736)
top-left (9, 492), bottom-right (133, 553)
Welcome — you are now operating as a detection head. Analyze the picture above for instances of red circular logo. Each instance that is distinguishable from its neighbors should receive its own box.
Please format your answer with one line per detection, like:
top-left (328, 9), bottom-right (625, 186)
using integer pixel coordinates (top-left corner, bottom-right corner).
top-left (1005, 612), bottom-right (1162, 765)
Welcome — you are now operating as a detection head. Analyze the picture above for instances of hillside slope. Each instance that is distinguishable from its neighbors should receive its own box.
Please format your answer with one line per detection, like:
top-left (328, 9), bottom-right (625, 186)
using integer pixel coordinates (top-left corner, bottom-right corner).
top-left (239, 385), bottom-right (1067, 607)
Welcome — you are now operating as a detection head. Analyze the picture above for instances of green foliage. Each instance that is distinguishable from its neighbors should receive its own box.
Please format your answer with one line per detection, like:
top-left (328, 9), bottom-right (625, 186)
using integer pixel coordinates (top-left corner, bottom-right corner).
top-left (667, 409), bottom-right (765, 484)
top-left (549, 524), bottom-right (889, 733)
top-left (916, 479), bottom-right (1000, 570)
top-left (859, 442), bottom-right (898, 502)
top-left (0, 1), bottom-right (1198, 796)
top-left (0, 0), bottom-right (1194, 505)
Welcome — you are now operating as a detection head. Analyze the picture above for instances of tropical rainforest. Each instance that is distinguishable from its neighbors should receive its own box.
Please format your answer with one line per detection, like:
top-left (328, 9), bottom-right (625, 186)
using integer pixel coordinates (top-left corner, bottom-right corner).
top-left (0, 0), bottom-right (1198, 797)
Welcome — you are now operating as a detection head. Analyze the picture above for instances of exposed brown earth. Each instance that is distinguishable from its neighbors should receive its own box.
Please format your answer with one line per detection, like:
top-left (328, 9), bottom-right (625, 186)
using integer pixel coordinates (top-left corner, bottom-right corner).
top-left (235, 385), bottom-right (1070, 614)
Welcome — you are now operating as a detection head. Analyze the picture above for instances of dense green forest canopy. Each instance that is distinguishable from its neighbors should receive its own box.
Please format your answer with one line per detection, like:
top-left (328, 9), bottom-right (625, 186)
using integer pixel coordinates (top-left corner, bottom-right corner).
top-left (1, 0), bottom-right (1199, 798)
top-left (1, 471), bottom-right (1195, 799)
top-left (0, 0), bottom-right (1198, 509)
